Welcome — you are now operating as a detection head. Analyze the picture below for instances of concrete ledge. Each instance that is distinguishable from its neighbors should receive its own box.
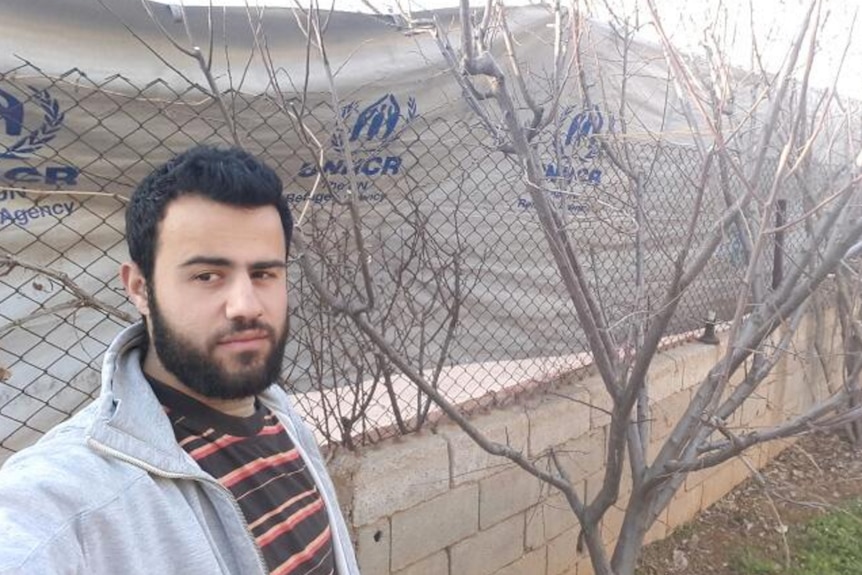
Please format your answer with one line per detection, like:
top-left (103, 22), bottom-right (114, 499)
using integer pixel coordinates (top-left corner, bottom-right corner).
top-left (440, 407), bottom-right (529, 486)
top-left (528, 392), bottom-right (592, 458)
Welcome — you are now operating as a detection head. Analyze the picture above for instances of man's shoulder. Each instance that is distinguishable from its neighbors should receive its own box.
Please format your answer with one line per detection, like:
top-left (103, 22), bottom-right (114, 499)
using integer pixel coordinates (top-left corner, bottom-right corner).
top-left (0, 400), bottom-right (146, 508)
top-left (0, 403), bottom-right (149, 574)
top-left (2, 400), bottom-right (96, 468)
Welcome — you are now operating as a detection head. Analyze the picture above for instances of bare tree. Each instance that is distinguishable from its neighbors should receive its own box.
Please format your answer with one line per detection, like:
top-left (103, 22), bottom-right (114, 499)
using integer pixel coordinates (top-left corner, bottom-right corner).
top-left (15, 1), bottom-right (860, 574)
top-left (130, 1), bottom-right (862, 572)
top-left (413, 0), bottom-right (862, 573)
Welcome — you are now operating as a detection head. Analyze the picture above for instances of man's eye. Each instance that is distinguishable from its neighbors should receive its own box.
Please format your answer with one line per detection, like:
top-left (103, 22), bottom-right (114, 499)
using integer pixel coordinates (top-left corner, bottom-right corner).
top-left (252, 270), bottom-right (277, 280)
top-left (194, 272), bottom-right (219, 282)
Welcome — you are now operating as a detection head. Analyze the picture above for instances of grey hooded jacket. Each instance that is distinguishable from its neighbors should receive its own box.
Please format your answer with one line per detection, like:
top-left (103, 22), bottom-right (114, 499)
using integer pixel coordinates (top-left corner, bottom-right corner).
top-left (0, 323), bottom-right (360, 575)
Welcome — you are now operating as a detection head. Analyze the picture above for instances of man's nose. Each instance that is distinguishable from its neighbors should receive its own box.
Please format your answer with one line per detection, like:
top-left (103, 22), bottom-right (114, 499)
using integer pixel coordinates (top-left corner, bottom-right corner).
top-left (225, 275), bottom-right (264, 320)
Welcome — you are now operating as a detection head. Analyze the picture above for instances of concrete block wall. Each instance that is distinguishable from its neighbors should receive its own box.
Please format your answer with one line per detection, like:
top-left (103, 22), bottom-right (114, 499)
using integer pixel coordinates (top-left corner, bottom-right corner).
top-left (332, 311), bottom-right (840, 575)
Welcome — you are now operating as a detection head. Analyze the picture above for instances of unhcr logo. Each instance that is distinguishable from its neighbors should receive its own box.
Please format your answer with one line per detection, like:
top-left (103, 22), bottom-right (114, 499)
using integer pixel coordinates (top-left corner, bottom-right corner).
top-left (333, 93), bottom-right (418, 152)
top-left (296, 93), bottom-right (418, 187)
top-left (0, 85), bottom-right (79, 187)
top-left (544, 105), bottom-right (613, 186)
top-left (0, 87), bottom-right (64, 159)
top-left (561, 105), bottom-right (606, 162)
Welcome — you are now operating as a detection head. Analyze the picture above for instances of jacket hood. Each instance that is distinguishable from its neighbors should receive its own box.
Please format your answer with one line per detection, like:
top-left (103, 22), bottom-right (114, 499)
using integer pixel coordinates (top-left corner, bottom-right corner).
top-left (86, 321), bottom-right (210, 478)
top-left (87, 322), bottom-right (311, 478)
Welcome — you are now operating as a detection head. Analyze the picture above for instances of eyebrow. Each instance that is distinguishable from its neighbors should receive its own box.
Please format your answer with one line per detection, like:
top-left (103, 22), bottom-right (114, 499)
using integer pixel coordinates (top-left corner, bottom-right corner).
top-left (180, 256), bottom-right (287, 270)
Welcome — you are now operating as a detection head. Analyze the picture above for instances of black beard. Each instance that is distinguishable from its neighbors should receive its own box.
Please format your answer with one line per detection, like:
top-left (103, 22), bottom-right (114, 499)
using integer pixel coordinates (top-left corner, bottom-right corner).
top-left (146, 289), bottom-right (289, 400)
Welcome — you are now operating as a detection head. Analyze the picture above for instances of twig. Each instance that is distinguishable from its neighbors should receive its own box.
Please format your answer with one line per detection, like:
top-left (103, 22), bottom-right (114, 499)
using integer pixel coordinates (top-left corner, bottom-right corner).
top-left (0, 254), bottom-right (134, 333)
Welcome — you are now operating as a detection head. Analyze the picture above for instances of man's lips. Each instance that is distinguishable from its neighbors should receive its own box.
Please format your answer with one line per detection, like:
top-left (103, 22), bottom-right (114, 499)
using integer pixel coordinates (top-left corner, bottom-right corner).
top-left (218, 331), bottom-right (270, 346)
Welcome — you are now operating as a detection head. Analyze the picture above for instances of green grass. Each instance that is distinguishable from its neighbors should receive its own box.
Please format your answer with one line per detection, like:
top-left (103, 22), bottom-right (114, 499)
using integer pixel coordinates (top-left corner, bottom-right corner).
top-left (728, 547), bottom-right (781, 575)
top-left (730, 501), bottom-right (862, 575)
top-left (793, 501), bottom-right (862, 575)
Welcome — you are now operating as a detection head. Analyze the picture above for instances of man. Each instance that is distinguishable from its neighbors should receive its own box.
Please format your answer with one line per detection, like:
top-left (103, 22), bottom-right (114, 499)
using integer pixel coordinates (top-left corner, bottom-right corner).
top-left (0, 146), bottom-right (360, 575)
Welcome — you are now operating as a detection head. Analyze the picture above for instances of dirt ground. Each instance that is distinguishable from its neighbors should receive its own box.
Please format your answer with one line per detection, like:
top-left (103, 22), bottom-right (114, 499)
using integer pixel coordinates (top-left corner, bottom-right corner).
top-left (637, 431), bottom-right (862, 574)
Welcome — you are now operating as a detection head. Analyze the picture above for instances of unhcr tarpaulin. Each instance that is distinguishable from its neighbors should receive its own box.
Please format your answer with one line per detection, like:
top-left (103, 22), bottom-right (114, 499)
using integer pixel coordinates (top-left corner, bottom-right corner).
top-left (0, 0), bottom-right (775, 449)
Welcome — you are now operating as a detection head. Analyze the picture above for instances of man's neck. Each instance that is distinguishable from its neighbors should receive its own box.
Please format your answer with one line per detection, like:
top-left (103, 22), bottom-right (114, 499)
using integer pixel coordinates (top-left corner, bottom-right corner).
top-left (141, 347), bottom-right (257, 418)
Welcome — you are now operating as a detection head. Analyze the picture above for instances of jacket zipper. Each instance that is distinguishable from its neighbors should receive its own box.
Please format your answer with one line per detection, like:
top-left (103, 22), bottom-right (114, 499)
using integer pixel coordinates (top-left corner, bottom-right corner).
top-left (87, 437), bottom-right (269, 574)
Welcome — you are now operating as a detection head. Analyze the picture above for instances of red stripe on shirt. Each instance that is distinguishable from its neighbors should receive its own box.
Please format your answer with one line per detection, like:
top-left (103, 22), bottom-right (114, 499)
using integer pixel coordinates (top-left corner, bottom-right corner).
top-left (189, 422), bottom-right (285, 460)
top-left (270, 526), bottom-right (332, 575)
top-left (248, 488), bottom-right (317, 530)
top-left (256, 497), bottom-right (326, 548)
top-left (219, 449), bottom-right (300, 487)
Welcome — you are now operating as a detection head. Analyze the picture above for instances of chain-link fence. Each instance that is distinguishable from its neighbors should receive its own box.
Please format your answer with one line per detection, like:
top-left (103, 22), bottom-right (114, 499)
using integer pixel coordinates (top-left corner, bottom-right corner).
top-left (0, 62), bottom-right (814, 459)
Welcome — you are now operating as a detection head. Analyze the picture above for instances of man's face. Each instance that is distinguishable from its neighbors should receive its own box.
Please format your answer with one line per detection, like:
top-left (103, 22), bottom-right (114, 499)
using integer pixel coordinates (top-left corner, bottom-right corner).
top-left (141, 194), bottom-right (289, 399)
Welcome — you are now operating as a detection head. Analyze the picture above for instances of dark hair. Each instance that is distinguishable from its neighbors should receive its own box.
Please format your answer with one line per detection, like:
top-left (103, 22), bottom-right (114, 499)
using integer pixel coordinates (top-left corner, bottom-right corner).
top-left (126, 145), bottom-right (293, 281)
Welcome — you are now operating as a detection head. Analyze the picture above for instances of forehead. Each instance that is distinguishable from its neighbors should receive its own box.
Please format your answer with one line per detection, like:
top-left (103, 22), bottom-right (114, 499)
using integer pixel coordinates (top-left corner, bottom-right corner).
top-left (155, 194), bottom-right (286, 264)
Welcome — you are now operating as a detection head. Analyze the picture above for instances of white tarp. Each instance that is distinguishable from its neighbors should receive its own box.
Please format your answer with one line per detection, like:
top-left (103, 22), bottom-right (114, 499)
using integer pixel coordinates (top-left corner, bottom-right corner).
top-left (0, 0), bottom-right (702, 251)
top-left (0, 0), bottom-right (766, 453)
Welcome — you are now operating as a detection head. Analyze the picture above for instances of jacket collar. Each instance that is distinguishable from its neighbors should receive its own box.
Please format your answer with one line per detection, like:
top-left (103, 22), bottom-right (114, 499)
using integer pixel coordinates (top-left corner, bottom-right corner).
top-left (86, 322), bottom-right (303, 479)
top-left (86, 322), bottom-right (210, 478)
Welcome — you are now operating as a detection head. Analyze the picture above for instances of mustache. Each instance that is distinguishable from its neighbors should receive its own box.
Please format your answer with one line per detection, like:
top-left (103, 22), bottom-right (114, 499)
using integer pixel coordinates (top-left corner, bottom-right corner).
top-left (213, 319), bottom-right (276, 341)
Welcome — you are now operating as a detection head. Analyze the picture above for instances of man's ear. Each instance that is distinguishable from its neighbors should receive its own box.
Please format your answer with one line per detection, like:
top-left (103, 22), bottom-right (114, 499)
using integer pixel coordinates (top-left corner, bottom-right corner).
top-left (120, 262), bottom-right (150, 317)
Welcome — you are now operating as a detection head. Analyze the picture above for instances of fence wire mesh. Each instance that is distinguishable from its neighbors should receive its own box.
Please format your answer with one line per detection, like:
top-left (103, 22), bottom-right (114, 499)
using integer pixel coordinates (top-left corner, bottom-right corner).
top-left (0, 63), bottom-right (813, 458)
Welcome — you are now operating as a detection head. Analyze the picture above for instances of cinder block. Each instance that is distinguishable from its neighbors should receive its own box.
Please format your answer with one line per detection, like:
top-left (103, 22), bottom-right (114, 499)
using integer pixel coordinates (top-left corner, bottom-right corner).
top-left (649, 388), bottom-right (692, 446)
top-left (451, 513), bottom-right (525, 575)
top-left (654, 342), bottom-right (722, 398)
top-left (768, 371), bottom-right (788, 406)
top-left (600, 504), bottom-right (625, 547)
top-left (643, 507), bottom-right (668, 545)
top-left (739, 392), bottom-right (768, 426)
top-left (576, 555), bottom-right (596, 575)
top-left (392, 484), bottom-right (479, 571)
top-left (529, 393), bottom-right (592, 457)
top-left (559, 429), bottom-right (607, 486)
top-left (763, 437), bottom-right (794, 461)
top-left (782, 361), bottom-right (810, 416)
top-left (747, 443), bottom-right (769, 469)
top-left (583, 469), bottom-right (607, 504)
top-left (666, 482), bottom-right (702, 529)
top-left (327, 451), bottom-right (360, 521)
top-left (683, 466), bottom-right (710, 493)
top-left (441, 408), bottom-right (529, 486)
top-left (493, 547), bottom-right (546, 575)
top-left (648, 351), bottom-right (687, 403)
top-left (777, 438), bottom-right (796, 458)
top-left (547, 527), bottom-right (579, 575)
top-left (582, 378), bottom-right (613, 429)
top-left (725, 400), bottom-right (745, 431)
top-left (353, 432), bottom-right (450, 525)
top-left (480, 465), bottom-right (545, 529)
top-left (393, 551), bottom-right (448, 575)
top-left (526, 492), bottom-right (578, 549)
top-left (700, 458), bottom-right (747, 509)
top-left (760, 386), bottom-right (780, 428)
top-left (791, 313), bottom-right (811, 350)
top-left (690, 342), bottom-right (723, 387)
top-left (357, 518), bottom-right (390, 575)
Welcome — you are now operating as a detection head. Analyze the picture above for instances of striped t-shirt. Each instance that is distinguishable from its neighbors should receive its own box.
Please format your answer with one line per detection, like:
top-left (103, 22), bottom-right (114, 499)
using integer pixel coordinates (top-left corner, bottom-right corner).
top-left (148, 378), bottom-right (335, 575)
